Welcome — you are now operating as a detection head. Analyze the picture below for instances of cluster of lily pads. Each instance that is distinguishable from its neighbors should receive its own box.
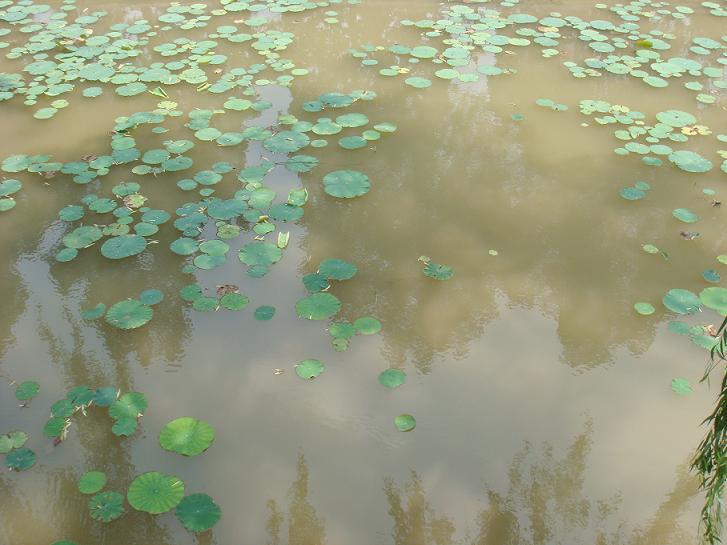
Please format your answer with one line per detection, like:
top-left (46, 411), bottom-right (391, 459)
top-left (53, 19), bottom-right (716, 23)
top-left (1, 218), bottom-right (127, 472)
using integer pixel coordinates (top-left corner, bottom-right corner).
top-left (43, 387), bottom-right (147, 440)
top-left (347, 2), bottom-right (724, 104)
top-left (0, 0), bottom-right (364, 120)
top-left (82, 289), bottom-right (163, 330)
top-left (1, 429), bottom-right (33, 471)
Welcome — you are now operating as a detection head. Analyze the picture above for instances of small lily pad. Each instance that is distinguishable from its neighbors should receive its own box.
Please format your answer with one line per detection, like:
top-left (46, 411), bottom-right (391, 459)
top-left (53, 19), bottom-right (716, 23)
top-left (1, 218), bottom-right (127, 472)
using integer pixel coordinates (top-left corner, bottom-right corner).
top-left (634, 302), bottom-right (655, 315)
top-left (159, 417), bottom-right (215, 457)
top-left (79, 471), bottom-right (107, 494)
top-left (295, 359), bottom-right (325, 379)
top-left (89, 491), bottom-right (124, 522)
top-left (379, 369), bottom-right (406, 388)
top-left (394, 414), bottom-right (416, 432)
top-left (671, 378), bottom-right (692, 395)
top-left (127, 472), bottom-right (185, 514)
top-left (175, 493), bottom-right (221, 532)
top-left (15, 381), bottom-right (39, 401)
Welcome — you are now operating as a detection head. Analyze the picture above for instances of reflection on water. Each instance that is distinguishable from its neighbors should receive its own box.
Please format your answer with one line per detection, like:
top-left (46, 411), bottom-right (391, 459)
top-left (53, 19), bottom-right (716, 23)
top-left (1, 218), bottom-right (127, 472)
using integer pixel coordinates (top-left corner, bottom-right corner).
top-left (266, 454), bottom-right (326, 545)
top-left (0, 0), bottom-right (723, 544)
top-left (384, 423), bottom-right (697, 545)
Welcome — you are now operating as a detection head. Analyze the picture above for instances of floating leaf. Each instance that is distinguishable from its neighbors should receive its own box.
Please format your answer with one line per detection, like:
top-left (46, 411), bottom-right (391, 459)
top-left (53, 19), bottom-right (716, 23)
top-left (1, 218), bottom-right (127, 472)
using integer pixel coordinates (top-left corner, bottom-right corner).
top-left (15, 381), bottom-right (39, 401)
top-left (353, 316), bottom-right (382, 335)
top-left (671, 378), bottom-right (693, 395)
top-left (702, 269), bottom-right (721, 283)
top-left (295, 359), bottom-right (325, 379)
top-left (394, 414), bottom-right (416, 432)
top-left (634, 302), bottom-right (655, 315)
top-left (100, 235), bottom-right (147, 259)
top-left (104, 300), bottom-right (153, 330)
top-left (319, 258), bottom-right (357, 281)
top-left (220, 293), bottom-right (249, 311)
top-left (295, 293), bottom-right (341, 320)
top-left (672, 208), bottom-right (699, 223)
top-left (379, 369), bottom-right (406, 388)
top-left (323, 170), bottom-right (370, 199)
top-left (109, 392), bottom-right (147, 420)
top-left (127, 472), bottom-right (185, 514)
top-left (159, 417), bottom-right (215, 457)
top-left (89, 491), bottom-right (124, 522)
top-left (112, 417), bottom-right (138, 437)
top-left (254, 305), bottom-right (276, 321)
top-left (699, 287), bottom-right (727, 315)
top-left (79, 471), bottom-right (107, 494)
top-left (175, 493), bottom-right (222, 533)
top-left (139, 289), bottom-right (164, 306)
top-left (0, 431), bottom-right (27, 453)
top-left (5, 447), bottom-right (36, 471)
top-left (423, 261), bottom-right (454, 280)
top-left (662, 289), bottom-right (701, 315)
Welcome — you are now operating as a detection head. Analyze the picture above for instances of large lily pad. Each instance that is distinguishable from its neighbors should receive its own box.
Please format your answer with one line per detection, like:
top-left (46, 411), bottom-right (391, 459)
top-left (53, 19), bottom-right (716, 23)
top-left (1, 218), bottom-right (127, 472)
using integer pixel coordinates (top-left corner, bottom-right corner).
top-left (104, 300), bottom-right (153, 330)
top-left (89, 491), bottom-right (125, 522)
top-left (159, 417), bottom-right (215, 457)
top-left (662, 289), bottom-right (701, 314)
top-left (295, 293), bottom-right (341, 320)
top-left (323, 170), bottom-right (370, 198)
top-left (5, 447), bottom-right (36, 471)
top-left (100, 234), bottom-right (147, 259)
top-left (319, 258), bottom-right (357, 280)
top-left (700, 287), bottom-right (727, 315)
top-left (127, 472), bottom-right (185, 514)
top-left (175, 493), bottom-right (222, 532)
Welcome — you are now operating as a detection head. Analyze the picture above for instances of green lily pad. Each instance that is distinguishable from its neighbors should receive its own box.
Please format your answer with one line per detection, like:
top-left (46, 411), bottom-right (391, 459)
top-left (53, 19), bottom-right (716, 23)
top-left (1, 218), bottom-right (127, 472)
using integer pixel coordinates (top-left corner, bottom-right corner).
top-left (634, 302), bottom-right (655, 315)
top-left (104, 300), bottom-right (153, 330)
top-left (671, 377), bottom-right (693, 395)
top-left (394, 414), bottom-right (416, 432)
top-left (323, 170), bottom-right (370, 198)
top-left (319, 258), bottom-right (357, 280)
top-left (108, 392), bottom-right (147, 420)
top-left (63, 226), bottom-right (103, 249)
top-left (295, 293), bottom-right (341, 320)
top-left (175, 493), bottom-right (222, 532)
top-left (112, 417), bottom-right (138, 437)
top-left (405, 76), bottom-right (432, 89)
top-left (378, 369), bottom-right (406, 388)
top-left (700, 287), bottom-right (727, 315)
top-left (89, 491), bottom-right (124, 522)
top-left (353, 316), bottom-right (382, 335)
top-left (159, 417), bottom-right (215, 457)
top-left (662, 288), bottom-right (701, 314)
top-left (127, 472), bottom-right (185, 514)
top-left (238, 242), bottom-right (282, 272)
top-left (15, 381), bottom-right (39, 401)
top-left (220, 293), bottom-right (249, 311)
top-left (100, 235), bottom-right (147, 259)
top-left (669, 150), bottom-right (713, 173)
top-left (655, 110), bottom-right (696, 127)
top-left (339, 136), bottom-right (367, 150)
top-left (672, 208), bottom-right (699, 223)
top-left (0, 431), bottom-right (27, 453)
top-left (423, 261), bottom-right (454, 280)
top-left (5, 447), bottom-right (36, 471)
top-left (702, 269), bottom-right (721, 283)
top-left (254, 306), bottom-right (276, 320)
top-left (0, 179), bottom-right (22, 197)
top-left (139, 289), bottom-right (164, 306)
top-left (79, 471), bottom-right (107, 494)
top-left (295, 359), bottom-right (325, 379)
top-left (619, 187), bottom-right (646, 200)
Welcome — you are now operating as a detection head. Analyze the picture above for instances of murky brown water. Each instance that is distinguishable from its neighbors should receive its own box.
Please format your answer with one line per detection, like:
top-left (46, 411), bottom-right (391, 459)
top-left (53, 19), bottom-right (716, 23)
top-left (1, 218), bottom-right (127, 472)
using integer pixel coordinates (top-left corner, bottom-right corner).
top-left (1, 0), bottom-right (726, 544)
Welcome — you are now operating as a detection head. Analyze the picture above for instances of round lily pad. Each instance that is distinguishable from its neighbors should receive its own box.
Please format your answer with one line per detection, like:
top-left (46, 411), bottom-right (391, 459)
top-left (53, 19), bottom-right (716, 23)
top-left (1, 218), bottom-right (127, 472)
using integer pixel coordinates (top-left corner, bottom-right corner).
top-left (662, 288), bottom-right (701, 314)
top-left (127, 472), bottom-right (185, 514)
top-left (254, 305), bottom-right (275, 320)
top-left (295, 359), bottom-right (325, 379)
top-left (5, 447), bottom-right (36, 471)
top-left (394, 414), bottom-right (416, 432)
top-left (139, 289), bottom-right (164, 306)
top-left (100, 235), bottom-right (147, 259)
top-left (353, 316), bottom-right (382, 335)
top-left (379, 369), bottom-right (406, 388)
top-left (700, 287), bottom-right (727, 315)
top-left (323, 170), bottom-right (370, 199)
top-left (15, 381), bottom-right (39, 401)
top-left (672, 208), bottom-right (699, 223)
top-left (175, 493), bottom-right (222, 532)
top-left (319, 258), bottom-right (357, 280)
top-left (423, 261), bottom-right (454, 280)
top-left (669, 150), bottom-right (713, 173)
top-left (79, 471), bottom-right (107, 494)
top-left (104, 300), bottom-right (153, 330)
top-left (220, 293), bottom-right (249, 311)
top-left (339, 136), bottom-right (367, 150)
top-left (634, 302), bottom-right (655, 315)
top-left (159, 417), bottom-right (215, 457)
top-left (89, 491), bottom-right (124, 522)
top-left (295, 293), bottom-right (341, 320)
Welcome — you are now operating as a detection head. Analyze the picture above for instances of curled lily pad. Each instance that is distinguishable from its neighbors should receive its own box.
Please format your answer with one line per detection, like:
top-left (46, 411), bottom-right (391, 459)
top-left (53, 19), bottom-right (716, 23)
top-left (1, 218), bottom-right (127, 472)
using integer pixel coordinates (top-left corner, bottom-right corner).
top-left (379, 369), bottom-right (406, 388)
top-left (89, 491), bottom-right (124, 523)
top-left (394, 414), bottom-right (416, 432)
top-left (295, 359), bottom-right (325, 379)
top-left (323, 170), bottom-right (370, 199)
top-left (78, 471), bottom-right (106, 494)
top-left (295, 293), bottom-right (341, 320)
top-left (104, 300), bottom-right (153, 330)
top-left (127, 472), bottom-right (185, 514)
top-left (175, 493), bottom-right (222, 533)
top-left (159, 417), bottom-right (215, 457)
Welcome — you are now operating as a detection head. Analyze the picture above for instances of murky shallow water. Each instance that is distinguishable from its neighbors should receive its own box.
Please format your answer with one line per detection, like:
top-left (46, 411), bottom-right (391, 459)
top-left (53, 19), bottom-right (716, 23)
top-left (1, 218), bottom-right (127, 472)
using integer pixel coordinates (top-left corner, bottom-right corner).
top-left (0, 0), bottom-right (726, 544)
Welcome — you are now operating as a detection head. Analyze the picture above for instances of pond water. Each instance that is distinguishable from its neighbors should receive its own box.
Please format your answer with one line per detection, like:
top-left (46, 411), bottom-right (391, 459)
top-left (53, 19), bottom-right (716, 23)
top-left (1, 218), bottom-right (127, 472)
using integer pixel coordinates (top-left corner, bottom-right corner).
top-left (0, 0), bottom-right (726, 544)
